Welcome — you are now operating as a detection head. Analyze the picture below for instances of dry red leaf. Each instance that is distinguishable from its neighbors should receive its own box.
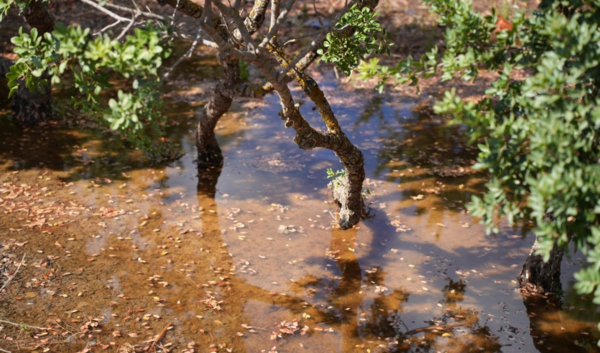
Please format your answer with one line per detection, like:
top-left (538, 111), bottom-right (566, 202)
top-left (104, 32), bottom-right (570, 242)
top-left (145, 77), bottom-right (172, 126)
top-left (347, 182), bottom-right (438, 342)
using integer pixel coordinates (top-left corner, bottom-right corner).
top-left (496, 15), bottom-right (513, 32)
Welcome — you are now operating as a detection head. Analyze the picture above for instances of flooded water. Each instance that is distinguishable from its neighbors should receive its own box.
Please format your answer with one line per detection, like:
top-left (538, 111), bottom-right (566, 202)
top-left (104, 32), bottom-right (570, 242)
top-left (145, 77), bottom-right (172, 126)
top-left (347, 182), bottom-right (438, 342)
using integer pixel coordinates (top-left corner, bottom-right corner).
top-left (0, 62), bottom-right (599, 353)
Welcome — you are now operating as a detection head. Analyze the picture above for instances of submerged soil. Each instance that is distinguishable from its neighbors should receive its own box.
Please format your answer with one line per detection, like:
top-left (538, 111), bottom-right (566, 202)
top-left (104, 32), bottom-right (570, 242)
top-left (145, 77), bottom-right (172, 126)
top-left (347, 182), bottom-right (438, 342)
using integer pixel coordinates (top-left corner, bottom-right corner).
top-left (1, 1), bottom-right (599, 353)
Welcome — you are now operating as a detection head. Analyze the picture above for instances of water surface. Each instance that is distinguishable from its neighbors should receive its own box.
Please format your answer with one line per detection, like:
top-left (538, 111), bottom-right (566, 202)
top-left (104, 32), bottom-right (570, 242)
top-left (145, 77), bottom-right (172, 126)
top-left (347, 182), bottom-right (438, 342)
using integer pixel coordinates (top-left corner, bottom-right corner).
top-left (0, 65), bottom-right (598, 353)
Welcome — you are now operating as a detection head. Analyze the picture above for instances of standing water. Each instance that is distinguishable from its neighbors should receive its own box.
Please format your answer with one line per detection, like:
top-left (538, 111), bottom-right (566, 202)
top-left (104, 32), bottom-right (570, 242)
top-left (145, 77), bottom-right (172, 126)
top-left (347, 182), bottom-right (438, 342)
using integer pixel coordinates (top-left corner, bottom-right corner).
top-left (0, 63), bottom-right (598, 353)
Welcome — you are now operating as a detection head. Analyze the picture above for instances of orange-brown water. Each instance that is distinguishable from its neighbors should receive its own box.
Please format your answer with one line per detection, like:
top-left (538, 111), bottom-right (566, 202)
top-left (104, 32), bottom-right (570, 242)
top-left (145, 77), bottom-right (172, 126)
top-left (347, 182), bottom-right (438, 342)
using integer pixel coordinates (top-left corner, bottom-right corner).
top-left (0, 67), bottom-right (598, 353)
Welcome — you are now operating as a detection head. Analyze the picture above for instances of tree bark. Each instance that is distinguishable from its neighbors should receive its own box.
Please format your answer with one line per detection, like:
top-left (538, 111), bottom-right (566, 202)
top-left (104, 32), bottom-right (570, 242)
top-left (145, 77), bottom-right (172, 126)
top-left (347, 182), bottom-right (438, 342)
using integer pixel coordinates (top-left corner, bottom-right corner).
top-left (254, 54), bottom-right (365, 229)
top-left (518, 236), bottom-right (566, 294)
top-left (193, 0), bottom-right (373, 228)
top-left (195, 56), bottom-right (240, 168)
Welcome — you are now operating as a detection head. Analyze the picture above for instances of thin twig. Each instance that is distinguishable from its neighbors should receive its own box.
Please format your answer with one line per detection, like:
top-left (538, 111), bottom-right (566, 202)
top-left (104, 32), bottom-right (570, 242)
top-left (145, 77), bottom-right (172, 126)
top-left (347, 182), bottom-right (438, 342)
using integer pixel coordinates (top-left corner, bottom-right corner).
top-left (116, 13), bottom-right (139, 40)
top-left (0, 319), bottom-right (48, 331)
top-left (80, 0), bottom-right (130, 22)
top-left (258, 0), bottom-right (295, 49)
top-left (96, 20), bottom-right (122, 35)
top-left (0, 347), bottom-right (11, 353)
top-left (170, 0), bottom-right (181, 27)
top-left (0, 253), bottom-right (25, 294)
top-left (163, 27), bottom-right (205, 79)
top-left (105, 2), bottom-right (166, 20)
top-left (146, 322), bottom-right (173, 352)
top-left (404, 323), bottom-right (463, 336)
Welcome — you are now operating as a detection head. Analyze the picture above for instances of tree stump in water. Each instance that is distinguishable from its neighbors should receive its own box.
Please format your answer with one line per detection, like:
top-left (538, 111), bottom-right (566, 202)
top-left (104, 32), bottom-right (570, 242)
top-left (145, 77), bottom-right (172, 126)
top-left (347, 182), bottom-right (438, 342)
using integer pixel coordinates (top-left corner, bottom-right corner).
top-left (518, 236), bottom-right (566, 295)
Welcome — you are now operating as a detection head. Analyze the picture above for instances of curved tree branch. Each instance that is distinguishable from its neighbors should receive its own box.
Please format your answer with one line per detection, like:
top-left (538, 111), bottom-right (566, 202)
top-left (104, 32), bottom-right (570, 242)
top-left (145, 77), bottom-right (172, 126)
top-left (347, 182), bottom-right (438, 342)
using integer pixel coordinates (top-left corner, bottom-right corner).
top-left (254, 55), bottom-right (365, 229)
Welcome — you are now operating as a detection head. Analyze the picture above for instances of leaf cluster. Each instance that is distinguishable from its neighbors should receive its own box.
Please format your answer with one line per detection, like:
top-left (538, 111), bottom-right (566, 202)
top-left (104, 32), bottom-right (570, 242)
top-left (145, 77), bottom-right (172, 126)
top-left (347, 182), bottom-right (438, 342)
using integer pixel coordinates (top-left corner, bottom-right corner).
top-left (362, 0), bottom-right (600, 341)
top-left (326, 167), bottom-right (346, 189)
top-left (0, 0), bottom-right (32, 22)
top-left (317, 4), bottom-right (390, 76)
top-left (4, 18), bottom-right (174, 158)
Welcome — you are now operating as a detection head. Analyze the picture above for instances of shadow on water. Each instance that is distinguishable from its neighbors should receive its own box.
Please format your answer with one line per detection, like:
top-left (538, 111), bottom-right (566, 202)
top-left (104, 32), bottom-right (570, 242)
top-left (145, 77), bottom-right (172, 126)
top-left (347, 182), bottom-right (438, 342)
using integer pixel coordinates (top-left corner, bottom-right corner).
top-left (0, 61), bottom-right (599, 352)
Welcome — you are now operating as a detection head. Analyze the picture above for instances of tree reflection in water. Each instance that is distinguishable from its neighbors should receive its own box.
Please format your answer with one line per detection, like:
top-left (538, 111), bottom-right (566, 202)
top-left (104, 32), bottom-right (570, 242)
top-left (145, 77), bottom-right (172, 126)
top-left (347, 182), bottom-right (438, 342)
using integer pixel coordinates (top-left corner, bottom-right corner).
top-left (194, 165), bottom-right (507, 352)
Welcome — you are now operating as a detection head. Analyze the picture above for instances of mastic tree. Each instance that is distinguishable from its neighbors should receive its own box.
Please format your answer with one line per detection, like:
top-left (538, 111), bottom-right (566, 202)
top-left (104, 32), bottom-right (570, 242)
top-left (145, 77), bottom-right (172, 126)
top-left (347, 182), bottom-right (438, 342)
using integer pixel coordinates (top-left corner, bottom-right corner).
top-left (0, 0), bottom-right (389, 229)
top-left (361, 0), bottom-right (600, 344)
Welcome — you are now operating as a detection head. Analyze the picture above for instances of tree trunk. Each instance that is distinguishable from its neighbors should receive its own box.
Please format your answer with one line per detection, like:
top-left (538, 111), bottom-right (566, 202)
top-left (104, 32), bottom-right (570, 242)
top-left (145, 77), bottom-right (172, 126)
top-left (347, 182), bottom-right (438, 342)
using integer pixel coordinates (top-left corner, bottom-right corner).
top-left (196, 56), bottom-right (240, 168)
top-left (331, 149), bottom-right (365, 229)
top-left (255, 49), bottom-right (366, 229)
top-left (518, 236), bottom-right (566, 294)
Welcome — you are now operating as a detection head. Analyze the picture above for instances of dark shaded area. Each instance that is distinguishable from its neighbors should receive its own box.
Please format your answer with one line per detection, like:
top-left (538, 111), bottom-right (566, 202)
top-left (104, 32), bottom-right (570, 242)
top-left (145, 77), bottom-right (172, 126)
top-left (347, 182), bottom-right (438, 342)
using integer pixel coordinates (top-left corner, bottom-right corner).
top-left (524, 294), bottom-right (600, 353)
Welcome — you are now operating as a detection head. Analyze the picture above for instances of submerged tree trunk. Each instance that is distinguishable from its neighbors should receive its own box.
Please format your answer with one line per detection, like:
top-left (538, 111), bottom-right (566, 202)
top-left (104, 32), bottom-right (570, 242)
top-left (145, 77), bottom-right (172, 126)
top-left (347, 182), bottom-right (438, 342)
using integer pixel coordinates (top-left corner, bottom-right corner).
top-left (518, 236), bottom-right (566, 294)
top-left (330, 141), bottom-right (365, 228)
top-left (196, 56), bottom-right (240, 168)
top-left (188, 0), bottom-right (373, 228)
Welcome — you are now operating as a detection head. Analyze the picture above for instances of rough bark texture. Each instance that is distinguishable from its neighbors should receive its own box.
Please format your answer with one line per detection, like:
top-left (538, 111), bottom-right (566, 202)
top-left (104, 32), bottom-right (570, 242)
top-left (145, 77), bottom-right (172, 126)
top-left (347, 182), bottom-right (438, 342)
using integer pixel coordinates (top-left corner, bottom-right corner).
top-left (518, 236), bottom-right (566, 294)
top-left (255, 52), bottom-right (365, 229)
top-left (260, 43), bottom-right (366, 228)
top-left (185, 0), bottom-right (371, 228)
top-left (195, 56), bottom-right (240, 168)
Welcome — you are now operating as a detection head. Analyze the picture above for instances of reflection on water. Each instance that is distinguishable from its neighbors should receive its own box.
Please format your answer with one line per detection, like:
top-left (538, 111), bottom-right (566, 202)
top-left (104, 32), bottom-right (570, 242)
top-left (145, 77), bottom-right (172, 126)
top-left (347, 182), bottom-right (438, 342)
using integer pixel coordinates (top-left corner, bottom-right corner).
top-left (0, 68), bottom-right (599, 353)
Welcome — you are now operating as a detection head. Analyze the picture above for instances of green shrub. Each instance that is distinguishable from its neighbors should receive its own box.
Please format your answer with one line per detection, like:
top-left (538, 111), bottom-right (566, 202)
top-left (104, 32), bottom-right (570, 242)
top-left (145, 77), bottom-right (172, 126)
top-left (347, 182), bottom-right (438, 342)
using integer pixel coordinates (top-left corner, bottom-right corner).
top-left (360, 0), bottom-right (600, 344)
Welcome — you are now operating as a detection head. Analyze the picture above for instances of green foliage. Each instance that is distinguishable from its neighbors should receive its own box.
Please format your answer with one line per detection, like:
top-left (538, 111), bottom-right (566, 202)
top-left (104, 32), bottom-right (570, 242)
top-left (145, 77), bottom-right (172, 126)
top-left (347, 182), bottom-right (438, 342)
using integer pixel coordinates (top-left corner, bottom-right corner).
top-left (0, 0), bottom-right (14, 22)
top-left (326, 168), bottom-right (346, 189)
top-left (363, 1), bottom-right (600, 343)
top-left (318, 5), bottom-right (390, 76)
top-left (5, 19), bottom-right (173, 158)
top-left (0, 0), bottom-right (26, 22)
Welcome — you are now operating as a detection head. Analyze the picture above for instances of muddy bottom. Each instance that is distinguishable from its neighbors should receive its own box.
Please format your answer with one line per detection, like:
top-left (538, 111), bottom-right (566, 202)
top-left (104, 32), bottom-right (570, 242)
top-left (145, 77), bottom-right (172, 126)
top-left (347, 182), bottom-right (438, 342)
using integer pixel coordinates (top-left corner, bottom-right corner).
top-left (0, 68), bottom-right (599, 353)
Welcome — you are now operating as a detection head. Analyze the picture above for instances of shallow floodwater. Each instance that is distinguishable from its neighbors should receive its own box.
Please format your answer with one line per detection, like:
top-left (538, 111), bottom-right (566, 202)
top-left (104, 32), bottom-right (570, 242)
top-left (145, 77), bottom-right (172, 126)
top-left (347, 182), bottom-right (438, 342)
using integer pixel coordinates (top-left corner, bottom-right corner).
top-left (0, 66), bottom-right (599, 353)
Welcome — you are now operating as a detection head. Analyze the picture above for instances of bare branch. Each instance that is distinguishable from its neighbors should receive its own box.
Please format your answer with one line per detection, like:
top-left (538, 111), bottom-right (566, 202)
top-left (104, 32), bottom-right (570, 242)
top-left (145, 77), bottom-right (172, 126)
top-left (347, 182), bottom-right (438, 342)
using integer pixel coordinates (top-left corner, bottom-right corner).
top-left (213, 0), bottom-right (255, 50)
top-left (258, 0), bottom-right (294, 49)
top-left (115, 3), bottom-right (166, 20)
top-left (0, 253), bottom-right (25, 294)
top-left (201, 0), bottom-right (257, 61)
top-left (269, 0), bottom-right (280, 33)
top-left (170, 0), bottom-right (181, 26)
top-left (158, 0), bottom-right (204, 19)
top-left (116, 12), bottom-right (139, 40)
top-left (0, 318), bottom-right (48, 331)
top-left (96, 19), bottom-right (122, 35)
top-left (278, 0), bottom-right (360, 79)
top-left (80, 0), bottom-right (130, 22)
top-left (163, 27), bottom-right (205, 79)
top-left (243, 0), bottom-right (270, 34)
